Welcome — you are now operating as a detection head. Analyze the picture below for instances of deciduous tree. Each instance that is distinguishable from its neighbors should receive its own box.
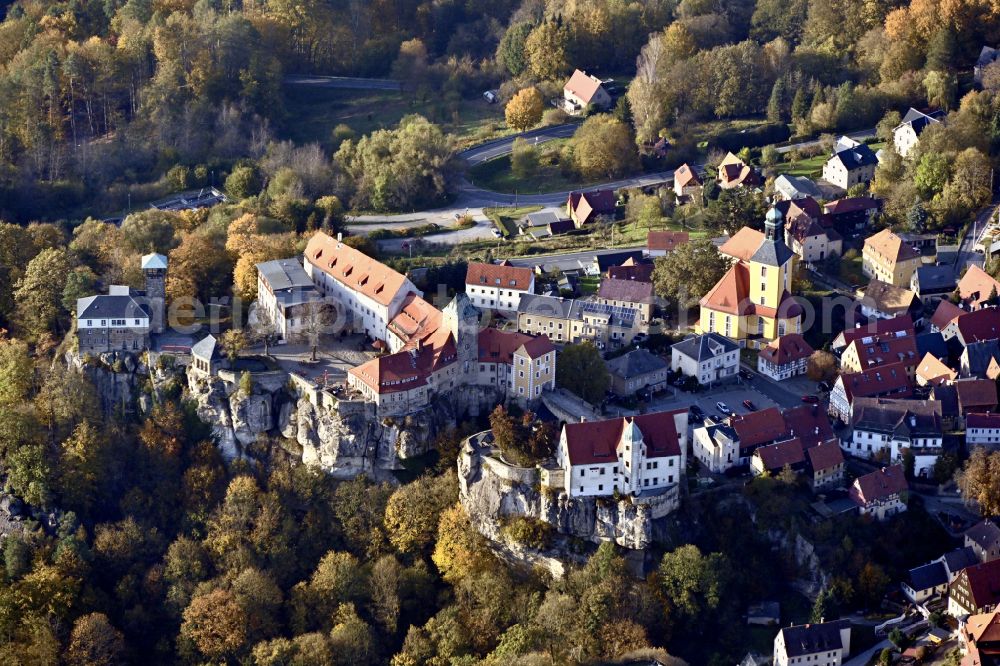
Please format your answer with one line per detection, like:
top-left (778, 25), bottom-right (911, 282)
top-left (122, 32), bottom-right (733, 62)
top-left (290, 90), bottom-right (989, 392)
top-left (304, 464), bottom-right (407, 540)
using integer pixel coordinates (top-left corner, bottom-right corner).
top-left (555, 342), bottom-right (610, 406)
top-left (651, 237), bottom-right (729, 308)
top-left (570, 115), bottom-right (639, 180)
top-left (505, 88), bottom-right (545, 131)
top-left (65, 613), bottom-right (126, 666)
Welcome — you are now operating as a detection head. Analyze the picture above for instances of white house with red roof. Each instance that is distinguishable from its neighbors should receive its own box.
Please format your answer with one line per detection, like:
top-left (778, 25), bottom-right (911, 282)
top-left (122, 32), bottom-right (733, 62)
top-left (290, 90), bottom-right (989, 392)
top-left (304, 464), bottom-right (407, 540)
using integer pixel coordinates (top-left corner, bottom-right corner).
top-left (557, 410), bottom-right (687, 498)
top-left (968, 413), bottom-right (1000, 448)
top-left (465, 261), bottom-right (535, 314)
top-left (757, 333), bottom-right (814, 380)
top-left (562, 69), bottom-right (611, 114)
top-left (849, 464), bottom-right (908, 520)
top-left (829, 361), bottom-right (913, 422)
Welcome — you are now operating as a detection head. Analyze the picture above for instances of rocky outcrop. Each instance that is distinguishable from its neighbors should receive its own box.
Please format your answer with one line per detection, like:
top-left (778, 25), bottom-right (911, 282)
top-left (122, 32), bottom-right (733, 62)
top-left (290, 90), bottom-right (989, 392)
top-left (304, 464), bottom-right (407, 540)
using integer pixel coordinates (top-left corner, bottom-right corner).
top-left (458, 435), bottom-right (678, 551)
top-left (72, 351), bottom-right (184, 416)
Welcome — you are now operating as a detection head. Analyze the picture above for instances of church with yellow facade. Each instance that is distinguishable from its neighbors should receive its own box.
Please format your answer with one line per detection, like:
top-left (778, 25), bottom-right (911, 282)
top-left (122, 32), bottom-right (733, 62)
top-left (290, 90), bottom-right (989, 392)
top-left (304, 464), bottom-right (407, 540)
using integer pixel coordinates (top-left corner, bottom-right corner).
top-left (698, 207), bottom-right (803, 349)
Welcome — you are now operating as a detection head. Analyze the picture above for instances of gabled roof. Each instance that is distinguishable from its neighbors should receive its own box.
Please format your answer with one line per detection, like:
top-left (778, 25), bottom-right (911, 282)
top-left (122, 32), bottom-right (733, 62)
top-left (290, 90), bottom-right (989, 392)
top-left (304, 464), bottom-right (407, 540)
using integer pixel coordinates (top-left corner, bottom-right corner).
top-left (782, 404), bottom-right (837, 448)
top-left (956, 379), bottom-right (999, 412)
top-left (967, 520), bottom-right (1000, 553)
top-left (931, 300), bottom-right (965, 331)
top-left (916, 352), bottom-right (956, 386)
top-left (864, 228), bottom-right (921, 264)
top-left (916, 332), bottom-right (948, 359)
top-left (966, 609), bottom-right (1000, 645)
top-left (755, 438), bottom-right (805, 472)
top-left (349, 334), bottom-right (457, 394)
top-left (897, 108), bottom-right (944, 137)
top-left (647, 230), bottom-right (690, 253)
top-left (778, 620), bottom-right (850, 658)
top-left (606, 348), bottom-right (668, 379)
top-left (77, 294), bottom-right (149, 320)
top-left (956, 559), bottom-right (1000, 611)
top-left (466, 262), bottom-right (534, 291)
top-left (850, 464), bottom-right (907, 506)
top-left (564, 69), bottom-right (604, 104)
top-left (914, 265), bottom-right (956, 293)
top-left (597, 277), bottom-right (654, 304)
top-left (829, 140), bottom-right (878, 170)
top-left (834, 316), bottom-right (914, 349)
top-left (607, 259), bottom-right (654, 283)
top-left (907, 561), bottom-right (948, 591)
top-left (759, 334), bottom-right (813, 367)
top-left (964, 340), bottom-right (1000, 378)
top-left (835, 361), bottom-right (912, 402)
top-left (942, 546), bottom-right (979, 575)
top-left (568, 190), bottom-right (616, 225)
top-left (518, 336), bottom-right (555, 359)
top-left (718, 153), bottom-right (760, 188)
top-left (959, 266), bottom-right (1000, 310)
top-left (843, 327), bottom-right (918, 370)
top-left (387, 293), bottom-right (443, 348)
top-left (700, 262), bottom-right (752, 315)
top-left (562, 409), bottom-right (685, 465)
top-left (256, 258), bottom-right (314, 292)
top-left (806, 441), bottom-right (844, 473)
top-left (674, 163), bottom-right (701, 188)
top-left (730, 407), bottom-right (786, 451)
top-left (861, 279), bottom-right (918, 316)
top-left (720, 227), bottom-right (765, 262)
top-left (958, 308), bottom-right (1000, 344)
top-left (477, 329), bottom-right (553, 364)
top-left (851, 397), bottom-right (942, 437)
top-left (671, 332), bottom-right (739, 363)
top-left (823, 196), bottom-right (882, 216)
top-left (968, 413), bottom-right (1000, 430)
top-left (775, 175), bottom-right (822, 200)
top-left (305, 231), bottom-right (413, 307)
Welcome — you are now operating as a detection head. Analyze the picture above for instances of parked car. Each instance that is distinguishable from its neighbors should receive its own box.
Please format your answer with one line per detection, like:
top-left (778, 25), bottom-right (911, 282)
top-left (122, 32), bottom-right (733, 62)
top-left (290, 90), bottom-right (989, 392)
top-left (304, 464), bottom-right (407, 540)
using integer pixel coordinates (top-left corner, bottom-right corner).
top-left (739, 369), bottom-right (754, 380)
top-left (716, 401), bottom-right (731, 415)
top-left (742, 399), bottom-right (757, 411)
top-left (801, 395), bottom-right (819, 404)
top-left (689, 406), bottom-right (704, 422)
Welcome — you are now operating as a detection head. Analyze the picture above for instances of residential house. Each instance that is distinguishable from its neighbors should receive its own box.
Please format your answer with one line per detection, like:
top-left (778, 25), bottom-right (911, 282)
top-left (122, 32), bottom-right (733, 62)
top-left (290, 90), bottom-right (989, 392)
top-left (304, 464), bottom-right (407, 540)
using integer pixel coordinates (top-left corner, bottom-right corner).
top-left (646, 230), bottom-right (689, 257)
top-left (839, 328), bottom-right (919, 378)
top-left (516, 293), bottom-right (638, 350)
top-left (606, 348), bottom-right (669, 398)
top-left (829, 361), bottom-right (912, 422)
top-left (76, 288), bottom-right (151, 355)
top-left (670, 332), bottom-right (740, 385)
top-left (931, 300), bottom-right (966, 337)
top-left (557, 409), bottom-right (687, 498)
top-left (304, 231), bottom-right (420, 343)
top-left (976, 46), bottom-right (1000, 86)
top-left (474, 328), bottom-right (557, 403)
top-left (465, 261), bottom-right (535, 313)
top-left (782, 403), bottom-right (839, 449)
top-left (956, 378), bottom-right (999, 416)
top-left (255, 258), bottom-right (324, 342)
top-left (848, 397), bottom-right (943, 477)
top-left (596, 278), bottom-right (655, 330)
top-left (823, 197), bottom-right (882, 238)
top-left (774, 174), bottom-right (822, 201)
top-left (956, 308), bottom-right (1000, 346)
top-left (931, 384), bottom-right (963, 430)
top-left (949, 559), bottom-right (1000, 618)
top-left (718, 152), bottom-right (761, 190)
top-left (967, 413), bottom-right (1000, 448)
top-left (912, 265), bottom-right (957, 304)
top-left (607, 257), bottom-right (654, 282)
top-left (893, 108), bottom-right (945, 158)
top-left (562, 69), bottom-right (611, 114)
top-left (916, 330), bottom-right (950, 361)
top-left (857, 279), bottom-right (920, 321)
top-left (832, 316), bottom-right (914, 353)
top-left (961, 340), bottom-right (1000, 379)
top-left (785, 213), bottom-right (843, 264)
top-left (751, 438), bottom-right (806, 476)
top-left (521, 211), bottom-right (570, 239)
top-left (899, 231), bottom-right (938, 259)
top-left (757, 333), bottom-right (814, 381)
top-left (673, 164), bottom-right (702, 200)
top-left (728, 407), bottom-right (790, 465)
top-left (862, 228), bottom-right (923, 288)
top-left (822, 137), bottom-right (878, 190)
top-left (849, 464), bottom-right (908, 520)
top-left (190, 334), bottom-right (226, 378)
top-left (915, 352), bottom-right (957, 386)
top-left (807, 442), bottom-right (846, 489)
top-left (698, 207), bottom-right (803, 349)
top-left (966, 521), bottom-right (1000, 564)
top-left (903, 561), bottom-right (950, 604)
top-left (942, 547), bottom-right (981, 581)
top-left (773, 620), bottom-right (851, 666)
top-left (692, 419), bottom-right (740, 472)
top-left (960, 609), bottom-right (1000, 666)
top-left (720, 227), bottom-right (766, 262)
top-left (567, 189), bottom-right (617, 227)
top-left (959, 266), bottom-right (1000, 310)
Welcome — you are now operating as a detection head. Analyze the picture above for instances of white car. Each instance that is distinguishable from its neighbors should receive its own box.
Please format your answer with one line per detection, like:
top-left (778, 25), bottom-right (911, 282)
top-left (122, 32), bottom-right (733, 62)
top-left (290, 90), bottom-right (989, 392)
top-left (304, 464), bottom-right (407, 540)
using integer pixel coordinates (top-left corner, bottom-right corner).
top-left (716, 401), bottom-right (731, 415)
top-left (490, 228), bottom-right (502, 238)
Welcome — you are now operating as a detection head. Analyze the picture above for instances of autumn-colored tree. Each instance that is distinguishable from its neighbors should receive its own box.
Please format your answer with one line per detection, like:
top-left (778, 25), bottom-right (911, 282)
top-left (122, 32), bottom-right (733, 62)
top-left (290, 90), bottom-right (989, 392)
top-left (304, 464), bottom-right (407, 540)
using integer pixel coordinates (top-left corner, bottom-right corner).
top-left (0, 337), bottom-right (32, 408)
top-left (220, 328), bottom-right (248, 362)
top-left (383, 472), bottom-right (456, 555)
top-left (570, 115), bottom-right (639, 180)
top-left (432, 503), bottom-right (494, 584)
top-left (959, 447), bottom-right (1000, 516)
top-left (505, 87), bottom-right (545, 131)
top-left (806, 350), bottom-right (838, 383)
top-left (525, 21), bottom-right (570, 80)
top-left (181, 588), bottom-right (249, 660)
top-left (14, 248), bottom-right (72, 338)
top-left (65, 613), bottom-right (126, 666)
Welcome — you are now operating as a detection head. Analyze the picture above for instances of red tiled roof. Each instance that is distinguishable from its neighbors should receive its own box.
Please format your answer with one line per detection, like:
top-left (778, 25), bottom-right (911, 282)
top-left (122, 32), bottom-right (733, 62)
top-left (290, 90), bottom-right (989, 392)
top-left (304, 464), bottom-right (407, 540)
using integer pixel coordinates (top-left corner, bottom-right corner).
top-left (305, 231), bottom-right (412, 307)
top-left (648, 230), bottom-right (690, 252)
top-left (387, 293), bottom-right (443, 348)
top-left (568, 190), bottom-right (616, 225)
top-left (730, 407), bottom-right (787, 451)
top-left (834, 316), bottom-right (914, 349)
top-left (850, 464), bottom-right (907, 505)
top-left (836, 361), bottom-right (913, 402)
top-left (806, 441), bottom-right (844, 473)
top-left (674, 164), bottom-right (701, 188)
top-left (844, 329), bottom-right (918, 370)
top-left (958, 559), bottom-right (1000, 611)
top-left (959, 266), bottom-right (1000, 310)
top-left (478, 328), bottom-right (533, 364)
top-left (823, 197), bottom-right (881, 215)
top-left (759, 334), bottom-right (814, 366)
top-left (564, 69), bottom-right (603, 104)
top-left (607, 261), bottom-right (654, 282)
top-left (931, 300), bottom-right (965, 331)
top-left (466, 262), bottom-right (534, 291)
top-left (720, 228), bottom-right (765, 262)
top-left (782, 404), bottom-right (837, 448)
top-left (967, 413), bottom-right (1000, 429)
top-left (958, 308), bottom-right (1000, 344)
top-left (864, 228), bottom-right (921, 264)
top-left (916, 352), bottom-right (957, 386)
top-left (700, 263), bottom-right (752, 315)
top-left (956, 379), bottom-right (999, 413)
top-left (349, 332), bottom-right (458, 395)
top-left (755, 437), bottom-right (805, 472)
top-left (777, 196), bottom-right (822, 221)
top-left (562, 409), bottom-right (685, 465)
top-left (597, 277), bottom-right (654, 304)
top-left (519, 335), bottom-right (555, 359)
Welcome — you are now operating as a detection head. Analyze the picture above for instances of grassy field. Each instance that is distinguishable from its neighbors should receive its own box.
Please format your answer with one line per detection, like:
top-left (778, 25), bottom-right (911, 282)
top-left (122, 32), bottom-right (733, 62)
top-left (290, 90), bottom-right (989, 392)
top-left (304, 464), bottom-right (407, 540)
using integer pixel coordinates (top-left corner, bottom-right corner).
top-left (281, 85), bottom-right (506, 149)
top-left (774, 141), bottom-right (887, 180)
top-left (467, 139), bottom-right (618, 195)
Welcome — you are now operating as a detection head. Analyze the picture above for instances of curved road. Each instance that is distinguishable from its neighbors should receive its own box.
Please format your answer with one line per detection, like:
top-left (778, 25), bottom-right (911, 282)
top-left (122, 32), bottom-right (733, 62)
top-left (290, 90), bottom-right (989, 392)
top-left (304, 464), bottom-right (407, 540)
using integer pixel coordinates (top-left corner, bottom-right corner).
top-left (458, 124), bottom-right (579, 166)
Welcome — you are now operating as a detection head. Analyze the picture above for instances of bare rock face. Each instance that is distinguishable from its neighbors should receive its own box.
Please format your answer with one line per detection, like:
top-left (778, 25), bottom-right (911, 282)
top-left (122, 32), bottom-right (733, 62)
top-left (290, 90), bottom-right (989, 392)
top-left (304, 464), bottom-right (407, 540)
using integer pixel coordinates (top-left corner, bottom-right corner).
top-left (459, 437), bottom-right (669, 551)
top-left (187, 373), bottom-right (239, 459)
top-left (230, 389), bottom-right (274, 446)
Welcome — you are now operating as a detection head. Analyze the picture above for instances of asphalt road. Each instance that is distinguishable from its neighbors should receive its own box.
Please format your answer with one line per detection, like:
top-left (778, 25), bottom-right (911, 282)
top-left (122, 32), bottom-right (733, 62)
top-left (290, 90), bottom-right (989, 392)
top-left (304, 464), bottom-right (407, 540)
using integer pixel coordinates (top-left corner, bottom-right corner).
top-left (458, 124), bottom-right (579, 166)
top-left (284, 75), bottom-right (401, 91)
top-left (775, 128), bottom-right (876, 154)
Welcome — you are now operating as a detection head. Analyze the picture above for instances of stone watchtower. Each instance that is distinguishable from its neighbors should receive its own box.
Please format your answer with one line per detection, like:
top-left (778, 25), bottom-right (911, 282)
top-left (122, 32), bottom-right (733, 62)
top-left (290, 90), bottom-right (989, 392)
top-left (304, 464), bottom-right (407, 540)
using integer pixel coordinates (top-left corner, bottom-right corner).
top-left (141, 253), bottom-right (168, 334)
top-left (442, 292), bottom-right (480, 384)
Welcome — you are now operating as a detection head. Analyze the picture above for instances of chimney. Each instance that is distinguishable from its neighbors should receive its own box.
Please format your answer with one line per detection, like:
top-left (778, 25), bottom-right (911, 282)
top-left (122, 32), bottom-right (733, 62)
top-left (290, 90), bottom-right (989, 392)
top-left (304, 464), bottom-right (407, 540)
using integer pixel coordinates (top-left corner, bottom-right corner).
top-left (579, 416), bottom-right (586, 423)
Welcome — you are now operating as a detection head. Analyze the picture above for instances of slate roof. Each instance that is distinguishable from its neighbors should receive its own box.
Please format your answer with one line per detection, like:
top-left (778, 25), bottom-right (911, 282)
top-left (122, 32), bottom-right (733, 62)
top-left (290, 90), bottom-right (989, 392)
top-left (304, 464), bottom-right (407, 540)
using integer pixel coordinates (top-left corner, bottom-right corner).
top-left (916, 332), bottom-right (948, 359)
top-left (967, 520), bottom-right (1000, 553)
top-left (851, 397), bottom-right (942, 437)
top-left (914, 265), bottom-right (956, 293)
top-left (77, 295), bottom-right (149, 320)
top-left (257, 258), bottom-right (314, 292)
top-left (964, 340), bottom-right (1000, 377)
top-left (908, 561), bottom-right (948, 591)
top-left (607, 259), bottom-right (654, 282)
top-left (829, 141), bottom-right (878, 170)
top-left (606, 348), bottom-right (669, 379)
top-left (897, 108), bottom-right (945, 136)
top-left (517, 293), bottom-right (576, 319)
top-left (942, 546), bottom-right (980, 576)
top-left (749, 231), bottom-right (795, 267)
top-left (191, 334), bottom-right (219, 360)
top-left (778, 620), bottom-right (850, 658)
top-left (671, 332), bottom-right (738, 363)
